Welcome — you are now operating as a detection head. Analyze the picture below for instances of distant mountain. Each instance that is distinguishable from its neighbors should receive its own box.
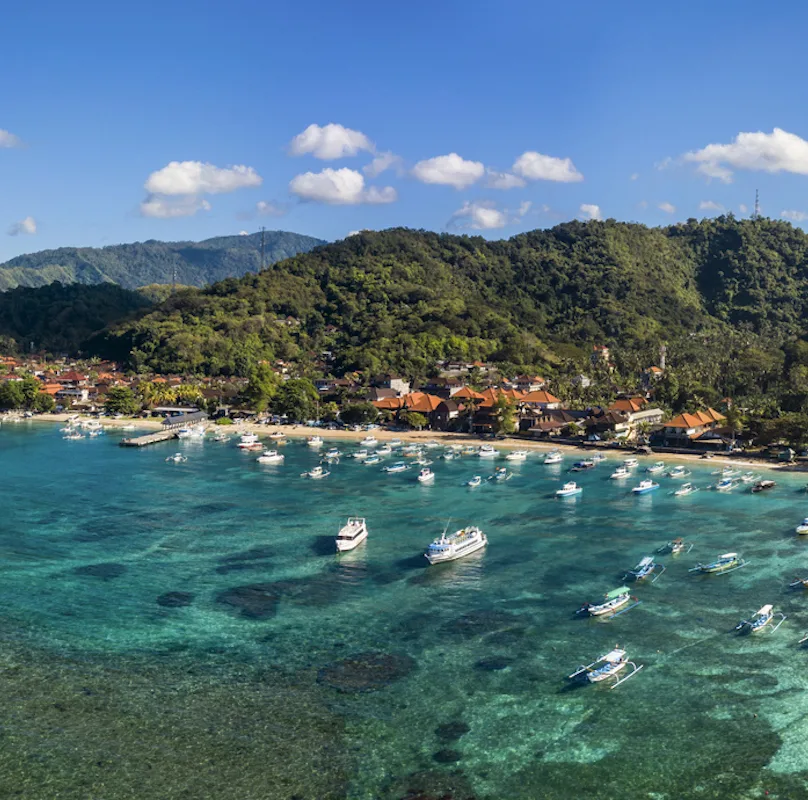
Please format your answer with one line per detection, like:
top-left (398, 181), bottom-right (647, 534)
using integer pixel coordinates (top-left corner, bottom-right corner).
top-left (0, 231), bottom-right (326, 290)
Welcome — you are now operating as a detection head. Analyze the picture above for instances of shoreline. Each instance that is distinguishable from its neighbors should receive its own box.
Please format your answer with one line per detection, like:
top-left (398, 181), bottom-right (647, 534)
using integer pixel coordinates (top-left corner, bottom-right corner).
top-left (21, 412), bottom-right (796, 472)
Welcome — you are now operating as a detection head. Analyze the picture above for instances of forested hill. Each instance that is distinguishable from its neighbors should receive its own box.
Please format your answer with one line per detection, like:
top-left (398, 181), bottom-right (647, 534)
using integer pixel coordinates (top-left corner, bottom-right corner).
top-left (0, 230), bottom-right (326, 290)
top-left (92, 216), bottom-right (808, 381)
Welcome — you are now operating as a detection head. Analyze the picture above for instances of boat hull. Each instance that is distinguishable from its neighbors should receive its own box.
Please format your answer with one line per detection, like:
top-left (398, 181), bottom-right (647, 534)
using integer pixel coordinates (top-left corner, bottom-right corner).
top-left (425, 535), bottom-right (487, 564)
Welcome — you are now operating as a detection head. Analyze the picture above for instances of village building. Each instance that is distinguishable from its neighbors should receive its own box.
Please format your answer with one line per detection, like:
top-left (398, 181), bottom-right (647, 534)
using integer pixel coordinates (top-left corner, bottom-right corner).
top-left (651, 408), bottom-right (727, 448)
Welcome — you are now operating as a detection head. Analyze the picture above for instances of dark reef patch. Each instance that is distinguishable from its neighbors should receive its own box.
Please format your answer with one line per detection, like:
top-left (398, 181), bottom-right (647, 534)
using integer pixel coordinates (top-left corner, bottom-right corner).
top-left (317, 651), bottom-right (416, 693)
top-left (156, 591), bottom-right (194, 608)
top-left (73, 563), bottom-right (127, 579)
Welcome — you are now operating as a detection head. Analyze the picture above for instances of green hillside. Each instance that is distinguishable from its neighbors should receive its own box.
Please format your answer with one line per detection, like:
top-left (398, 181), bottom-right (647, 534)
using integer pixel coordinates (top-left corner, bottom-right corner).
top-left (0, 231), bottom-right (326, 290)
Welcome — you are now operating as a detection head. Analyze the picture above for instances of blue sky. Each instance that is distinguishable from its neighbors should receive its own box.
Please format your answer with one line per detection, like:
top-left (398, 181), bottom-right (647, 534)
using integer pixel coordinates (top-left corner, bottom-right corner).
top-left (3, 0), bottom-right (808, 260)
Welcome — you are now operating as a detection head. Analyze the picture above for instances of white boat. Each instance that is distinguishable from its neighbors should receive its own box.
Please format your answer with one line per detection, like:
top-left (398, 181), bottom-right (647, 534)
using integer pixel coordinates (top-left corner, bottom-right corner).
top-left (505, 450), bottom-right (528, 462)
top-left (591, 453), bottom-right (607, 463)
top-left (213, 432), bottom-right (230, 443)
top-left (623, 458), bottom-right (639, 469)
top-left (577, 586), bottom-right (635, 617)
top-left (466, 475), bottom-right (482, 488)
top-left (63, 432), bottom-right (85, 440)
top-left (735, 604), bottom-right (786, 634)
top-left (796, 518), bottom-right (808, 535)
top-left (364, 454), bottom-right (381, 465)
top-left (383, 461), bottom-right (410, 474)
top-left (352, 449), bottom-right (369, 461)
top-left (715, 477), bottom-right (739, 492)
top-left (543, 450), bottom-right (563, 465)
top-left (307, 436), bottom-right (324, 448)
top-left (423, 440), bottom-right (441, 450)
top-left (567, 647), bottom-right (643, 689)
top-left (656, 537), bottom-right (692, 555)
top-left (301, 465), bottom-right (330, 479)
top-left (360, 435), bottom-right (378, 448)
top-left (689, 552), bottom-right (746, 574)
top-left (257, 449), bottom-right (284, 464)
top-left (401, 445), bottom-right (423, 457)
top-left (177, 425), bottom-right (205, 439)
top-left (556, 481), bottom-right (582, 497)
top-left (712, 467), bottom-right (739, 477)
top-left (269, 431), bottom-right (285, 439)
top-left (376, 444), bottom-right (392, 456)
top-left (324, 447), bottom-right (342, 460)
top-left (632, 479), bottom-right (659, 495)
top-left (165, 452), bottom-right (187, 463)
top-left (667, 465), bottom-right (690, 479)
top-left (336, 517), bottom-right (368, 552)
top-left (389, 439), bottom-right (402, 447)
top-left (237, 433), bottom-right (260, 449)
top-left (610, 466), bottom-right (630, 480)
top-left (89, 429), bottom-right (105, 437)
top-left (417, 467), bottom-right (435, 484)
top-left (424, 525), bottom-right (487, 564)
top-left (623, 555), bottom-right (665, 583)
top-left (443, 450), bottom-right (457, 461)
top-left (740, 471), bottom-right (761, 484)
top-left (646, 461), bottom-right (665, 475)
top-left (121, 424), bottom-right (137, 431)
top-left (478, 444), bottom-right (499, 458)
top-left (489, 467), bottom-right (512, 482)
top-left (674, 482), bottom-right (698, 497)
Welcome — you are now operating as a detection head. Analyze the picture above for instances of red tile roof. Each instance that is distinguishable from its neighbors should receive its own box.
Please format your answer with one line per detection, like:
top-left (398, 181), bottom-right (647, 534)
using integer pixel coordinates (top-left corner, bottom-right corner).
top-left (521, 390), bottom-right (560, 404)
top-left (663, 408), bottom-right (726, 429)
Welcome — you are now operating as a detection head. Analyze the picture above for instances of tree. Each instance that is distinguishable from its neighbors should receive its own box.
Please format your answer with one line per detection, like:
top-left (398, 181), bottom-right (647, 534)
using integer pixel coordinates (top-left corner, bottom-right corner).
top-left (400, 410), bottom-right (428, 430)
top-left (33, 392), bottom-right (56, 413)
top-left (340, 402), bottom-right (379, 426)
top-left (242, 364), bottom-right (280, 412)
top-left (491, 395), bottom-right (517, 436)
top-left (567, 422), bottom-right (582, 437)
top-left (104, 386), bottom-right (140, 415)
top-left (320, 401), bottom-right (340, 422)
top-left (0, 380), bottom-right (24, 409)
top-left (20, 376), bottom-right (41, 409)
top-left (273, 378), bottom-right (319, 421)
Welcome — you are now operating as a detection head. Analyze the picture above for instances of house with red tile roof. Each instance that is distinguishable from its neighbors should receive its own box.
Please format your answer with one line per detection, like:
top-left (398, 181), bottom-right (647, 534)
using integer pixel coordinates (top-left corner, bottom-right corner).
top-left (652, 408), bottom-right (726, 448)
top-left (520, 390), bottom-right (561, 409)
top-left (609, 397), bottom-right (646, 414)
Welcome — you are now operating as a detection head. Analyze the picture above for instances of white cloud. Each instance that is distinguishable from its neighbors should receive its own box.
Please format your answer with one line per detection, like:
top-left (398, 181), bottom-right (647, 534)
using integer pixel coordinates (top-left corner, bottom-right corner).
top-left (0, 129), bottom-right (22, 148)
top-left (363, 151), bottom-right (402, 178)
top-left (239, 230), bottom-right (249, 236)
top-left (658, 201), bottom-right (676, 214)
top-left (739, 204), bottom-right (748, 214)
top-left (485, 169), bottom-right (526, 189)
top-left (7, 216), bottom-right (36, 235)
top-left (289, 123), bottom-right (373, 160)
top-left (512, 151), bottom-right (583, 182)
top-left (699, 200), bottom-right (724, 211)
top-left (518, 201), bottom-right (532, 217)
top-left (782, 210), bottom-right (808, 222)
top-left (144, 161), bottom-right (262, 195)
top-left (630, 172), bottom-right (639, 181)
top-left (411, 153), bottom-right (484, 189)
top-left (449, 200), bottom-right (508, 230)
top-left (140, 195), bottom-right (211, 218)
top-left (579, 203), bottom-right (602, 221)
top-left (683, 128), bottom-right (808, 183)
top-left (256, 200), bottom-right (288, 217)
top-left (346, 230), bottom-right (362, 237)
top-left (289, 167), bottom-right (396, 205)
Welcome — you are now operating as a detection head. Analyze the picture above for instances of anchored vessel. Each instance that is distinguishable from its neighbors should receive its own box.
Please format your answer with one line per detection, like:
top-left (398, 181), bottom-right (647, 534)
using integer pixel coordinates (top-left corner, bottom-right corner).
top-left (657, 537), bottom-right (693, 555)
top-left (690, 552), bottom-right (747, 575)
top-left (505, 450), bottom-right (528, 462)
top-left (301, 465), bottom-right (330, 479)
top-left (674, 482), bottom-right (698, 497)
top-left (543, 450), bottom-right (563, 465)
top-left (307, 435), bottom-right (324, 448)
top-left (489, 467), bottom-right (512, 482)
top-left (237, 432), bottom-right (261, 450)
top-left (570, 460), bottom-right (595, 472)
top-left (622, 458), bottom-right (639, 469)
top-left (478, 444), bottom-right (499, 458)
top-left (417, 467), bottom-right (435, 484)
top-left (165, 452), bottom-right (187, 463)
top-left (646, 461), bottom-right (665, 474)
top-left (623, 556), bottom-right (665, 583)
top-left (466, 475), bottom-right (482, 488)
top-left (577, 586), bottom-right (638, 617)
top-left (556, 481), bottom-right (582, 497)
top-left (384, 461), bottom-right (410, 474)
top-left (336, 517), bottom-right (368, 552)
top-left (735, 604), bottom-right (786, 634)
top-left (751, 479), bottom-right (776, 493)
top-left (359, 435), bottom-right (378, 448)
top-left (796, 518), bottom-right (808, 535)
top-left (667, 465), bottom-right (691, 479)
top-left (610, 465), bottom-right (630, 480)
top-left (632, 479), bottom-right (659, 495)
top-left (424, 526), bottom-right (487, 565)
top-left (567, 647), bottom-right (643, 689)
top-left (257, 449), bottom-right (284, 464)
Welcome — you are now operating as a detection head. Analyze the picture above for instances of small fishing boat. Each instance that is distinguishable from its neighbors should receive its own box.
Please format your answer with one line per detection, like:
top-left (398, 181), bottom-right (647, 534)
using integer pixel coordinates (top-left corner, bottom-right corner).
top-left (443, 450), bottom-right (457, 461)
top-left (269, 431), bottom-right (285, 440)
top-left (324, 447), bottom-right (342, 460)
top-left (567, 647), bottom-right (643, 689)
top-left (307, 436), bottom-right (324, 448)
top-left (237, 433), bottom-right (260, 449)
top-left (424, 525), bottom-right (487, 564)
top-left (376, 444), bottom-right (392, 456)
top-left (364, 454), bottom-right (381, 465)
top-left (796, 518), bottom-right (808, 535)
top-left (623, 458), bottom-right (639, 469)
top-left (715, 477), bottom-right (739, 492)
top-left (570, 460), bottom-right (595, 472)
top-left (213, 432), bottom-right (230, 443)
top-left (478, 444), bottom-right (499, 458)
top-left (543, 450), bottom-right (563, 465)
top-left (632, 479), bottom-right (659, 495)
top-left (789, 576), bottom-right (808, 590)
top-left (556, 481), bottom-right (582, 497)
top-left (740, 471), bottom-right (761, 484)
top-left (689, 552), bottom-right (747, 575)
top-left (384, 461), bottom-right (410, 474)
top-left (751, 480), bottom-right (776, 493)
top-left (610, 466), bottom-right (630, 480)
top-left (389, 439), bottom-right (403, 448)
top-left (402, 445), bottom-right (423, 457)
top-left (591, 453), bottom-right (607, 463)
top-left (63, 432), bottom-right (85, 440)
top-left (505, 450), bottom-right (528, 462)
top-left (646, 461), bottom-right (665, 475)
top-left (413, 457), bottom-right (434, 467)
top-left (656, 537), bottom-right (693, 555)
top-left (489, 467), bottom-right (512, 482)
top-left (466, 475), bottom-right (482, 488)
top-left (577, 586), bottom-right (638, 617)
top-left (417, 467), bottom-right (435, 484)
top-left (360, 435), bottom-right (378, 448)
top-left (735, 604), bottom-right (786, 634)
top-left (712, 467), bottom-right (739, 478)
top-left (301, 465), bottom-right (330, 479)
top-left (336, 517), bottom-right (368, 552)
top-left (673, 482), bottom-right (698, 497)
top-left (352, 449), bottom-right (369, 461)
top-left (257, 449), bottom-right (284, 464)
top-left (623, 556), bottom-right (665, 583)
top-left (165, 452), bottom-right (187, 463)
top-left (667, 465), bottom-right (691, 479)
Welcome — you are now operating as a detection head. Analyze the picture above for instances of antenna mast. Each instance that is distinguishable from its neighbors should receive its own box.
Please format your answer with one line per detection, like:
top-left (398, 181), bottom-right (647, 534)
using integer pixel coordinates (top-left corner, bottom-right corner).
top-left (753, 189), bottom-right (760, 220)
top-left (260, 227), bottom-right (266, 271)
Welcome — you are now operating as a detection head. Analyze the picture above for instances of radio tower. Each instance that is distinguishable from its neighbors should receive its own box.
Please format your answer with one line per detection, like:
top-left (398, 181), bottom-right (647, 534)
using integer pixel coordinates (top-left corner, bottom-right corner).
top-left (753, 189), bottom-right (760, 221)
top-left (260, 227), bottom-right (266, 271)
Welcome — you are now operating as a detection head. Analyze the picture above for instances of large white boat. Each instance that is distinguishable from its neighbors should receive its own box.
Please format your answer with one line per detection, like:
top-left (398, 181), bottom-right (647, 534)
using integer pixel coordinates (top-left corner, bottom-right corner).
top-left (610, 466), bottom-right (630, 480)
top-left (632, 479), bottom-right (659, 495)
top-left (177, 425), bottom-right (205, 439)
top-left (376, 444), bottom-right (393, 456)
top-left (668, 465), bottom-right (691, 479)
top-left (336, 517), bottom-right (368, 552)
top-left (237, 432), bottom-right (260, 449)
top-left (360, 435), bottom-right (378, 448)
top-left (383, 461), bottom-right (410, 474)
top-left (646, 461), bottom-right (665, 474)
top-left (424, 526), bottom-right (487, 564)
top-left (417, 467), bottom-right (435, 484)
top-left (257, 449), bottom-right (284, 464)
top-left (556, 481), bottom-right (582, 497)
top-left (505, 450), bottom-right (528, 462)
top-left (796, 518), bottom-right (808, 535)
top-left (307, 435), bottom-right (324, 448)
top-left (352, 449), bottom-right (369, 461)
top-left (301, 465), bottom-right (330, 479)
top-left (478, 444), bottom-right (499, 458)
top-left (543, 450), bottom-right (563, 465)
top-left (623, 458), bottom-right (639, 469)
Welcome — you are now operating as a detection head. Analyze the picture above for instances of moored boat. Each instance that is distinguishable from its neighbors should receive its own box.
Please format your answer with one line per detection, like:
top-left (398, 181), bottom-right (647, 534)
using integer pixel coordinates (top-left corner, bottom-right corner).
top-left (257, 449), bottom-right (284, 464)
top-left (360, 435), bottom-right (378, 448)
top-left (740, 471), bottom-right (761, 484)
top-left (735, 604), bottom-right (786, 634)
top-left (689, 552), bottom-right (747, 574)
top-left (570, 460), bottom-right (595, 472)
top-left (165, 452), bottom-right (187, 463)
top-left (632, 479), bottom-right (659, 495)
top-left (656, 537), bottom-right (693, 555)
top-left (424, 525), bottom-right (487, 564)
top-left (667, 465), bottom-right (691, 479)
top-left (417, 467), bottom-right (435, 484)
top-left (674, 482), bottom-right (698, 497)
top-left (715, 477), bottom-right (739, 492)
top-left (352, 449), bottom-right (369, 461)
top-left (466, 475), bottom-right (482, 488)
top-left (383, 461), bottom-right (410, 474)
top-left (577, 586), bottom-right (636, 617)
top-left (301, 465), bottom-right (330, 479)
top-left (543, 450), bottom-right (563, 465)
top-left (336, 517), bottom-right (368, 552)
top-left (489, 467), bottom-right (512, 482)
top-left (623, 555), bottom-right (665, 583)
top-left (237, 432), bottom-right (260, 449)
top-left (478, 444), bottom-right (498, 458)
top-left (376, 444), bottom-right (392, 456)
top-left (556, 481), bottom-right (582, 497)
top-left (622, 458), bottom-right (639, 469)
top-left (751, 480), bottom-right (776, 493)
top-left (610, 466), bottom-right (630, 480)
top-left (505, 450), bottom-right (528, 462)
top-left (567, 647), bottom-right (643, 688)
top-left (646, 461), bottom-right (665, 474)
top-left (307, 435), bottom-right (324, 448)
top-left (796, 518), bottom-right (808, 535)
top-left (364, 454), bottom-right (381, 465)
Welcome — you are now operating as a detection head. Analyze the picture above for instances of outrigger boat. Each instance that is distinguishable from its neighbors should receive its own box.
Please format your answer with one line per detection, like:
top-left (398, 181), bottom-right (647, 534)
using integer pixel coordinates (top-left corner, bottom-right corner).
top-left (543, 450), bottom-right (563, 465)
top-left (796, 518), bottom-right (808, 535)
top-left (556, 481), bottom-right (582, 497)
top-left (646, 461), bottom-right (665, 475)
top-left (667, 465), bottom-right (691, 479)
top-left (632, 479), bottom-right (659, 495)
top-left (577, 586), bottom-right (639, 618)
top-left (567, 647), bottom-right (643, 689)
top-left (789, 575), bottom-right (808, 590)
top-left (301, 465), bottom-right (330, 479)
top-left (734, 604), bottom-right (786, 634)
top-left (751, 480), bottom-right (776, 493)
top-left (610, 465), bottom-right (630, 480)
top-left (673, 482), bottom-right (698, 497)
top-left (656, 537), bottom-right (693, 555)
top-left (623, 556), bottom-right (665, 583)
top-left (689, 552), bottom-right (747, 575)
top-left (466, 475), bottom-right (482, 488)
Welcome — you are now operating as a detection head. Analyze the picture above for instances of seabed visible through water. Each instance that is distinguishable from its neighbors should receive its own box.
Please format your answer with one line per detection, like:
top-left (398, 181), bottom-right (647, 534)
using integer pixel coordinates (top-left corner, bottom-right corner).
top-left (3, 424), bottom-right (808, 799)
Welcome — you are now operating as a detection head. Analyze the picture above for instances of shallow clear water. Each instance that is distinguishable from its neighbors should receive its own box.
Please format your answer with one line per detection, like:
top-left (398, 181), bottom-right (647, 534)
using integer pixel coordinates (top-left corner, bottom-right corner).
top-left (3, 424), bottom-right (808, 798)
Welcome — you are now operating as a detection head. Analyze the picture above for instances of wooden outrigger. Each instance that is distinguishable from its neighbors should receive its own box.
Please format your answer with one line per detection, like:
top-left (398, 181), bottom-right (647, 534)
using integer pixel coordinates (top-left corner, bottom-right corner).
top-left (623, 556), bottom-right (665, 583)
top-left (567, 647), bottom-right (643, 689)
top-left (789, 576), bottom-right (808, 590)
top-left (689, 552), bottom-right (748, 575)
top-left (656, 537), bottom-right (693, 555)
top-left (734, 604), bottom-right (786, 634)
top-left (577, 586), bottom-right (641, 619)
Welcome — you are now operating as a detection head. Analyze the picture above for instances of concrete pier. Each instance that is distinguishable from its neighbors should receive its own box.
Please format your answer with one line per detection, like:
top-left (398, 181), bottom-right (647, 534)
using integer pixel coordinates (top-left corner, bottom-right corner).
top-left (119, 430), bottom-right (178, 447)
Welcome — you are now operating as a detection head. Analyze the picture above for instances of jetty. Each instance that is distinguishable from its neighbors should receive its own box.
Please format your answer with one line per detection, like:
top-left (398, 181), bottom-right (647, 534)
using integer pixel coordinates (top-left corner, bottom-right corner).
top-left (120, 430), bottom-right (178, 447)
top-left (119, 409), bottom-right (208, 448)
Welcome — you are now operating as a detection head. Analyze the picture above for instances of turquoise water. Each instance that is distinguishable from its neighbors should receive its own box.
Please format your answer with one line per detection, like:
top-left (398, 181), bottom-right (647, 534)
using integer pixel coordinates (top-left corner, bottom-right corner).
top-left (3, 424), bottom-right (808, 798)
